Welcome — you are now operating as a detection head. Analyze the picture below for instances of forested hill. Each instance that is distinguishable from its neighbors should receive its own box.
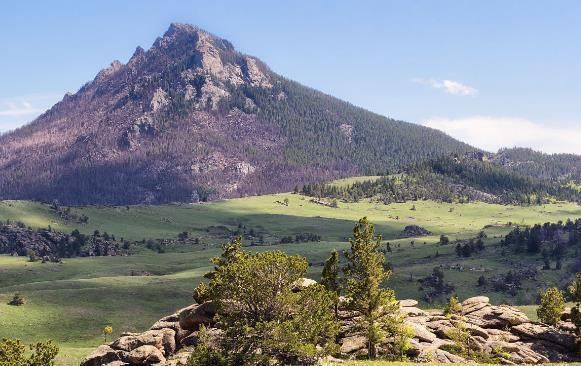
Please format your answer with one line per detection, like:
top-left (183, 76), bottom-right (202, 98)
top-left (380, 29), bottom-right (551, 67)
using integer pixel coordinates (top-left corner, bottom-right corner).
top-left (492, 148), bottom-right (581, 181)
top-left (0, 23), bottom-right (471, 205)
top-left (301, 153), bottom-right (581, 205)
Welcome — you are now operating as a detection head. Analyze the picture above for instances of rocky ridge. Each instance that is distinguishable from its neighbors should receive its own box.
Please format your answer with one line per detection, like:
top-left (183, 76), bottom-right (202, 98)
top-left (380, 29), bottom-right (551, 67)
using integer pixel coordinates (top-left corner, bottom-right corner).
top-left (81, 282), bottom-right (580, 366)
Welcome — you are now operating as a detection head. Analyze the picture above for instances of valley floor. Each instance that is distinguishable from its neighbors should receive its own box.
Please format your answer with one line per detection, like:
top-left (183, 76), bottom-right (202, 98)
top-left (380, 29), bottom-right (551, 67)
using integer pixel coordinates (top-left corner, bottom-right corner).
top-left (0, 192), bottom-right (580, 365)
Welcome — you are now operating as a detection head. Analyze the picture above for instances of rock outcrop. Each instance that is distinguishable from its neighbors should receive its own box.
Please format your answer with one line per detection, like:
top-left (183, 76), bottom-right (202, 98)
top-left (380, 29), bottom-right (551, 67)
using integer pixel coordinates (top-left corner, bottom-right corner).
top-left (0, 223), bottom-right (120, 259)
top-left (82, 292), bottom-right (580, 365)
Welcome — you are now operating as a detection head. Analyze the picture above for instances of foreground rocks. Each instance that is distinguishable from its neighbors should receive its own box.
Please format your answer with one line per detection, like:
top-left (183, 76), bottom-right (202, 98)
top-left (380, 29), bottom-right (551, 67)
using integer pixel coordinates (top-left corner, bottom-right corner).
top-left (82, 291), bottom-right (580, 365)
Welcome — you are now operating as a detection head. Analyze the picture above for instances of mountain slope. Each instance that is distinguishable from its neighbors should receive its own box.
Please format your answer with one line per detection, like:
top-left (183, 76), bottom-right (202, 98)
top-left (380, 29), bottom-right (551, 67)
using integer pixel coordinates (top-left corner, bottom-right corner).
top-left (492, 147), bottom-right (581, 181)
top-left (0, 23), bottom-right (472, 205)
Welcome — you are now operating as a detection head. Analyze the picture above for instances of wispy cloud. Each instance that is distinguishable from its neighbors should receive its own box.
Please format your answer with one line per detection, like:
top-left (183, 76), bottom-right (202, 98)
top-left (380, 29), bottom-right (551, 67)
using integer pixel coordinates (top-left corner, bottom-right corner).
top-left (0, 100), bottom-right (44, 117)
top-left (424, 116), bottom-right (581, 155)
top-left (0, 94), bottom-right (61, 133)
top-left (413, 78), bottom-right (478, 96)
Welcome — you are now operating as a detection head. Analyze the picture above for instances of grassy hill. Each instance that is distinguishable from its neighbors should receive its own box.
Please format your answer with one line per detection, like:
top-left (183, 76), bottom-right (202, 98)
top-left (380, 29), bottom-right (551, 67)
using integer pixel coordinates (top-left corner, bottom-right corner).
top-left (0, 187), bottom-right (580, 365)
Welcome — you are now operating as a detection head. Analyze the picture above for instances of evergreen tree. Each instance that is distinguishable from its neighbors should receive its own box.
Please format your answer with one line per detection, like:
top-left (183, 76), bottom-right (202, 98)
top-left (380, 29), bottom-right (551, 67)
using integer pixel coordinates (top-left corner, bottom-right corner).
top-left (321, 249), bottom-right (340, 317)
top-left (342, 217), bottom-right (396, 359)
top-left (537, 287), bottom-right (565, 326)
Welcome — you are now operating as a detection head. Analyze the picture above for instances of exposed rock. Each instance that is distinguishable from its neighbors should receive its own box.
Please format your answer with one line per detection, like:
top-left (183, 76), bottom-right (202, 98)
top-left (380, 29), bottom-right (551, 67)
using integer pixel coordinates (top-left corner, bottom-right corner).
top-left (178, 301), bottom-right (217, 331)
top-left (338, 123), bottom-right (353, 143)
top-left (400, 306), bottom-right (427, 317)
top-left (150, 88), bottom-right (169, 112)
top-left (340, 334), bottom-right (367, 353)
top-left (399, 299), bottom-right (418, 307)
top-left (462, 296), bottom-right (490, 306)
top-left (400, 225), bottom-right (432, 238)
top-left (81, 345), bottom-right (121, 366)
top-left (465, 304), bottom-right (529, 328)
top-left (291, 277), bottom-right (318, 292)
top-left (84, 289), bottom-right (581, 365)
top-left (405, 320), bottom-right (437, 342)
top-left (127, 345), bottom-right (165, 365)
top-left (511, 323), bottom-right (577, 350)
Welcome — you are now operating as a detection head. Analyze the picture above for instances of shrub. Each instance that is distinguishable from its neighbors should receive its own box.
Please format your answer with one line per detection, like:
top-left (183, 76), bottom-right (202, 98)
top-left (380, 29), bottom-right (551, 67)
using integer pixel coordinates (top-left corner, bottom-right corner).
top-left (444, 295), bottom-right (463, 316)
top-left (0, 338), bottom-right (59, 366)
top-left (537, 287), bottom-right (565, 325)
top-left (8, 293), bottom-right (25, 306)
top-left (189, 238), bottom-right (339, 365)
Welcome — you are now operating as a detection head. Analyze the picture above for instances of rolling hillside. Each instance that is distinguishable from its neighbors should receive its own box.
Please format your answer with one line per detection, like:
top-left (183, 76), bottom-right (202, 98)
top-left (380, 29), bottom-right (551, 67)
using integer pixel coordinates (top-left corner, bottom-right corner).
top-left (1, 192), bottom-right (580, 365)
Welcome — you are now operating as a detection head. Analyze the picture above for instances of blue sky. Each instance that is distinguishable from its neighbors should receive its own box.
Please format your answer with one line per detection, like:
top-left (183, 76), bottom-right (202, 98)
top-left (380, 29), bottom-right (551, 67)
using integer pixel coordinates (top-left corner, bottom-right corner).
top-left (1, 0), bottom-right (580, 154)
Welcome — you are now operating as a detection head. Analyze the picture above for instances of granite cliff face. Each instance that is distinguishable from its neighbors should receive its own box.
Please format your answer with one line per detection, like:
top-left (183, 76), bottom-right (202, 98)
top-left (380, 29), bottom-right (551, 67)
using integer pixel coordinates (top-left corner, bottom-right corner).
top-left (0, 23), bottom-right (471, 204)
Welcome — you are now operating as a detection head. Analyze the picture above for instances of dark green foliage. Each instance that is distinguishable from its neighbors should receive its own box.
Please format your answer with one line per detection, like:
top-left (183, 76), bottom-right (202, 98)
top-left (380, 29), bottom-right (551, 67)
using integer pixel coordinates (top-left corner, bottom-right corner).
top-left (496, 148), bottom-right (581, 181)
top-left (300, 154), bottom-right (580, 205)
top-left (0, 338), bottom-right (59, 366)
top-left (190, 239), bottom-right (339, 365)
top-left (342, 217), bottom-right (397, 359)
top-left (321, 250), bottom-right (340, 295)
top-left (503, 219), bottom-right (580, 259)
top-left (8, 293), bottom-right (25, 306)
top-left (537, 287), bottom-right (565, 325)
top-left (455, 238), bottom-right (485, 257)
top-left (444, 295), bottom-right (463, 316)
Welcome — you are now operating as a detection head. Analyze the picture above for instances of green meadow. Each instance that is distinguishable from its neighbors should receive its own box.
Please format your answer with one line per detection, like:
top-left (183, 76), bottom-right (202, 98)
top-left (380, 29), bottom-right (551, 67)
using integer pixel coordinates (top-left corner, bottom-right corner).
top-left (0, 189), bottom-right (580, 365)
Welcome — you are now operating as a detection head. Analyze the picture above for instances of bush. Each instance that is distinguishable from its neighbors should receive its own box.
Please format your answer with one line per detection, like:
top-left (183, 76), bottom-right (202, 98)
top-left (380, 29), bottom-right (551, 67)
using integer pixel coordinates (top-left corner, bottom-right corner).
top-left (0, 338), bottom-right (59, 366)
top-left (444, 295), bottom-right (463, 316)
top-left (189, 238), bottom-right (340, 365)
top-left (537, 287), bottom-right (565, 325)
top-left (8, 293), bottom-right (25, 306)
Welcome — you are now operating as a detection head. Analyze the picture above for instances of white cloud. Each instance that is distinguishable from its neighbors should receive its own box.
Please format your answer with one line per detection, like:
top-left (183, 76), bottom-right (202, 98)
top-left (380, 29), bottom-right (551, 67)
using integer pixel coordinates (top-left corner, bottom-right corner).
top-left (0, 94), bottom-right (61, 133)
top-left (0, 100), bottom-right (44, 117)
top-left (413, 78), bottom-right (478, 96)
top-left (424, 116), bottom-right (581, 155)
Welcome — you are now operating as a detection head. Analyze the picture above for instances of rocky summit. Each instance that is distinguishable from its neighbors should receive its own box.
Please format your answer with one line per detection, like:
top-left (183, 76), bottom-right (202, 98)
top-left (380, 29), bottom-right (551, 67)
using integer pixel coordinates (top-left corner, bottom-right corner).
top-left (81, 281), bottom-right (580, 366)
top-left (0, 23), bottom-right (471, 205)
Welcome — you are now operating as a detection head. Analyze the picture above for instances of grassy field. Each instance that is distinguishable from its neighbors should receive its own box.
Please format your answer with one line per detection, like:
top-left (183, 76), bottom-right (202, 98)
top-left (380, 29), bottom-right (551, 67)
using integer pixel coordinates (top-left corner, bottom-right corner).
top-left (0, 192), bottom-right (580, 365)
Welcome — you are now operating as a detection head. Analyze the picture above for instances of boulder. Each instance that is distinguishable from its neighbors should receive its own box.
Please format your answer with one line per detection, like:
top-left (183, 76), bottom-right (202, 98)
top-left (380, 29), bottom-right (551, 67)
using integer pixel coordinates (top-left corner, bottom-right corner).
top-left (178, 301), bottom-right (217, 331)
top-left (111, 329), bottom-right (174, 355)
top-left (127, 345), bottom-right (166, 365)
top-left (465, 305), bottom-right (528, 328)
top-left (340, 334), bottom-right (367, 354)
top-left (81, 345), bottom-right (121, 366)
top-left (462, 296), bottom-right (490, 306)
top-left (462, 301), bottom-right (490, 315)
top-left (405, 320), bottom-right (437, 342)
top-left (399, 299), bottom-right (418, 307)
top-left (556, 320), bottom-right (576, 333)
top-left (160, 328), bottom-right (177, 355)
top-left (165, 350), bottom-right (193, 366)
top-left (486, 328), bottom-right (520, 342)
top-left (400, 306), bottom-right (427, 317)
top-left (511, 323), bottom-right (577, 351)
top-left (291, 277), bottom-right (317, 291)
top-left (102, 362), bottom-right (129, 366)
top-left (494, 305), bottom-right (530, 326)
top-left (434, 348), bottom-right (466, 363)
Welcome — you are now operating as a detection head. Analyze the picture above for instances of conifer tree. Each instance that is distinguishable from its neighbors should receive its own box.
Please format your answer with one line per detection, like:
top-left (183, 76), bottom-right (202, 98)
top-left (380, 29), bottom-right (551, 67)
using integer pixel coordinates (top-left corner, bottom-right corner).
top-left (343, 217), bottom-right (396, 359)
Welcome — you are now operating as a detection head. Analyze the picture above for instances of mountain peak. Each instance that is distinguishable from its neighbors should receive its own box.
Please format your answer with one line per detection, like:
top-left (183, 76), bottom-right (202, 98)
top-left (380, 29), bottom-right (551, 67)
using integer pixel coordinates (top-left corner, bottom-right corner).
top-left (0, 23), bottom-right (472, 205)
